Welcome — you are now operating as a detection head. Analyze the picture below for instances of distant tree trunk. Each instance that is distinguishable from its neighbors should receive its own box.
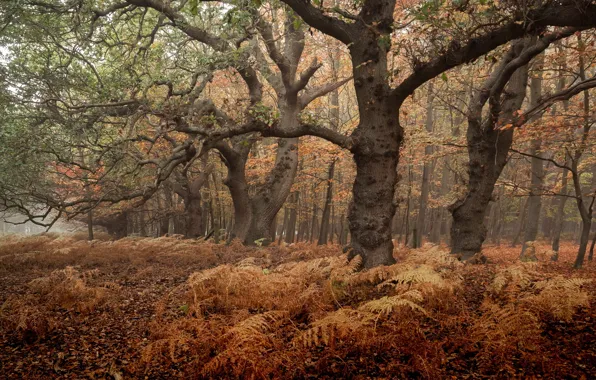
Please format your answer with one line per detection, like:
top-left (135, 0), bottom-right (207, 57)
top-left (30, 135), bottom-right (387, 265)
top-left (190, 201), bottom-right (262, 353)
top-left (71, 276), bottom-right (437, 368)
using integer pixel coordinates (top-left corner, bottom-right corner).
top-left (106, 212), bottom-right (128, 239)
top-left (297, 220), bottom-right (308, 242)
top-left (588, 232), bottom-right (596, 261)
top-left (551, 167), bottom-right (569, 258)
top-left (541, 196), bottom-right (555, 238)
top-left (429, 208), bottom-right (441, 244)
top-left (285, 192), bottom-right (299, 244)
top-left (309, 184), bottom-right (319, 242)
top-left (138, 207), bottom-right (147, 237)
top-left (158, 193), bottom-right (169, 237)
top-left (87, 210), bottom-right (94, 240)
top-left (512, 198), bottom-right (529, 247)
top-left (404, 165), bottom-right (412, 246)
top-left (415, 82), bottom-right (434, 248)
top-left (521, 53), bottom-right (545, 258)
top-left (572, 33), bottom-right (594, 269)
top-left (171, 162), bottom-right (212, 239)
top-left (551, 42), bottom-right (569, 258)
top-left (489, 186), bottom-right (504, 245)
top-left (278, 206), bottom-right (289, 244)
top-left (318, 159), bottom-right (336, 245)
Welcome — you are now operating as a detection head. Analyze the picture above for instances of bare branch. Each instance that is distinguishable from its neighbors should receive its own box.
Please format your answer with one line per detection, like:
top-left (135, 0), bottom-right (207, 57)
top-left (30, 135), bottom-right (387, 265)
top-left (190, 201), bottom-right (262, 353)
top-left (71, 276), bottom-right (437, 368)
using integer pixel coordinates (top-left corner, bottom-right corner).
top-left (299, 76), bottom-right (352, 109)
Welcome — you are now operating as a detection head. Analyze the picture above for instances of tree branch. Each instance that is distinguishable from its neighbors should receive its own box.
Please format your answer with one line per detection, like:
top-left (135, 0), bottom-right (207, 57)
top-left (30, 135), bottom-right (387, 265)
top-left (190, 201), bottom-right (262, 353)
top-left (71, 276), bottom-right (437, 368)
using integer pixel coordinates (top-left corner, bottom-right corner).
top-left (279, 0), bottom-right (354, 44)
top-left (393, 0), bottom-right (596, 102)
top-left (298, 76), bottom-right (352, 109)
top-left (515, 76), bottom-right (596, 126)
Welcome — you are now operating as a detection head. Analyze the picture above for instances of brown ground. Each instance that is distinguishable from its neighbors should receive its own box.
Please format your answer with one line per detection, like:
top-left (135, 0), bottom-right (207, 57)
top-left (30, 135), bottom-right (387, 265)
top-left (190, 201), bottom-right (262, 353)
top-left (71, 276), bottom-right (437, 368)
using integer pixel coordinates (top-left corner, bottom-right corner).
top-left (0, 235), bottom-right (595, 379)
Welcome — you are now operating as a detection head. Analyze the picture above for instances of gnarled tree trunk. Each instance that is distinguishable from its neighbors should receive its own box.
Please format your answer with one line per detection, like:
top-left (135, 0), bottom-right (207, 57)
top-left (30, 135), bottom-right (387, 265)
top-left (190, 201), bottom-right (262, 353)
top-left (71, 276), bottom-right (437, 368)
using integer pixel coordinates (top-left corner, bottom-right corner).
top-left (450, 39), bottom-right (530, 260)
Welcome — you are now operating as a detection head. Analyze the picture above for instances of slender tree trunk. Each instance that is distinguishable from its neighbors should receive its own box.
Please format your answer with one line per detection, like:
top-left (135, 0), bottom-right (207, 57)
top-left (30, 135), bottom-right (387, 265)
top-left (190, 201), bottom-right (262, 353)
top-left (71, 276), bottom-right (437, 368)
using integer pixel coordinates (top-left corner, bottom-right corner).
top-left (521, 53), bottom-right (545, 258)
top-left (512, 198), bottom-right (529, 247)
top-left (575, 215), bottom-right (592, 268)
top-left (278, 206), bottom-right (289, 244)
top-left (87, 210), bottom-right (94, 241)
top-left (403, 165), bottom-right (412, 246)
top-left (285, 192), bottom-right (298, 244)
top-left (414, 82), bottom-right (434, 248)
top-left (572, 32), bottom-right (594, 269)
top-left (588, 231), bottom-right (596, 261)
top-left (318, 159), bottom-right (336, 245)
top-left (551, 42), bottom-right (569, 259)
top-left (551, 167), bottom-right (569, 257)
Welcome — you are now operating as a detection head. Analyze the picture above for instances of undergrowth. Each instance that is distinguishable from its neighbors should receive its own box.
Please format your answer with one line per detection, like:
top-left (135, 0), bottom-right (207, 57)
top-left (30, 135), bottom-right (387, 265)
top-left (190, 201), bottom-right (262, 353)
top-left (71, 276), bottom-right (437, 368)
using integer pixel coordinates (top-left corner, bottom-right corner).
top-left (0, 235), bottom-right (594, 378)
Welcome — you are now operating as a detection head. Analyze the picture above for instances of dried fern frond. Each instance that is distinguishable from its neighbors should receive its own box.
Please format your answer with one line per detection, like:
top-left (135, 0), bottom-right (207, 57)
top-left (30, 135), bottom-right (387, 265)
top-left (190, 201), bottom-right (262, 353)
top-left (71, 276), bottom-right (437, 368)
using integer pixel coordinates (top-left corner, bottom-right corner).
top-left (490, 263), bottom-right (543, 295)
top-left (378, 265), bottom-right (452, 291)
top-left (472, 302), bottom-right (542, 348)
top-left (276, 255), bottom-right (347, 280)
top-left (142, 318), bottom-right (213, 364)
top-left (330, 255), bottom-right (362, 281)
top-left (202, 311), bottom-right (288, 377)
top-left (27, 266), bottom-right (107, 313)
top-left (292, 308), bottom-right (376, 348)
top-left (405, 246), bottom-right (462, 267)
top-left (358, 290), bottom-right (427, 317)
top-left (225, 310), bottom-right (288, 340)
top-left (523, 276), bottom-right (591, 321)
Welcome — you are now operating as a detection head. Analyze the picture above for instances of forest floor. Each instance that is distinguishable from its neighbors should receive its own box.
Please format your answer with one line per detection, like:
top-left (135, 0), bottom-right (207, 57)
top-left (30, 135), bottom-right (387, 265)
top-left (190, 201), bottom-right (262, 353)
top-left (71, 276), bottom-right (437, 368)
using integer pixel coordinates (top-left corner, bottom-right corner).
top-left (0, 234), bottom-right (595, 379)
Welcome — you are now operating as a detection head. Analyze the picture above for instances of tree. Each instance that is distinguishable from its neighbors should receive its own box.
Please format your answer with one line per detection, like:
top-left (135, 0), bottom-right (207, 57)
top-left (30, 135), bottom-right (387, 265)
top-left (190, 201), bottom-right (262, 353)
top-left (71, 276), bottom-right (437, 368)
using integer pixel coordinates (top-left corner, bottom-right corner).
top-left (276, 0), bottom-right (596, 267)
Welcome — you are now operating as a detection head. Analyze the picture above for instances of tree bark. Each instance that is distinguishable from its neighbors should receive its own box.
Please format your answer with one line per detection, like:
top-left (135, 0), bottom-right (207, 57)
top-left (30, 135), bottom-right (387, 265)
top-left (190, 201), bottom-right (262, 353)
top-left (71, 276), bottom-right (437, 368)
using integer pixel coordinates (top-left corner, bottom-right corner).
top-left (571, 33), bottom-right (594, 269)
top-left (512, 198), bottom-right (529, 247)
top-left (285, 191), bottom-right (298, 244)
top-left (318, 159), bottom-right (336, 245)
top-left (450, 39), bottom-right (530, 260)
top-left (551, 166), bottom-right (569, 257)
top-left (414, 82), bottom-right (434, 248)
top-left (521, 53), bottom-right (545, 258)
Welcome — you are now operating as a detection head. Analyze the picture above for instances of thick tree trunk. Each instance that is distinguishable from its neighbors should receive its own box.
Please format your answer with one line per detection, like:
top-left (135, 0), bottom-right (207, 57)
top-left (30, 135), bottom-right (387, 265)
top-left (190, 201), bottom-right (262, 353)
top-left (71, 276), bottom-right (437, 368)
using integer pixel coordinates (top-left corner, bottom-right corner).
top-left (244, 136), bottom-right (299, 244)
top-left (318, 159), bottom-right (336, 245)
top-left (105, 212), bottom-right (128, 239)
top-left (348, 90), bottom-right (400, 266)
top-left (186, 191), bottom-right (204, 238)
top-left (450, 41), bottom-right (529, 259)
top-left (450, 123), bottom-right (515, 259)
top-left (225, 159), bottom-right (253, 243)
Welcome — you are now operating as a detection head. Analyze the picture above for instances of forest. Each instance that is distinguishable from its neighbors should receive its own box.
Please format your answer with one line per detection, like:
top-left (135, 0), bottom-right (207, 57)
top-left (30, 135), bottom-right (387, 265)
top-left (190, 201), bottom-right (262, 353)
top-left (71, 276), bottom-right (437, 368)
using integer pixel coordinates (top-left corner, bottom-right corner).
top-left (1, 0), bottom-right (596, 378)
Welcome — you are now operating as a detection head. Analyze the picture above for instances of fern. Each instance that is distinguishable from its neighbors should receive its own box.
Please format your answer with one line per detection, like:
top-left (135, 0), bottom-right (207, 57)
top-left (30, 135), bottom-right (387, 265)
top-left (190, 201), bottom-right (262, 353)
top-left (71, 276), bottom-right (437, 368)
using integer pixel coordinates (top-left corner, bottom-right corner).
top-left (523, 276), bottom-right (591, 321)
top-left (293, 308), bottom-right (376, 348)
top-left (378, 264), bottom-right (453, 291)
top-left (203, 311), bottom-right (288, 377)
top-left (490, 263), bottom-right (542, 295)
top-left (358, 290), bottom-right (427, 316)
